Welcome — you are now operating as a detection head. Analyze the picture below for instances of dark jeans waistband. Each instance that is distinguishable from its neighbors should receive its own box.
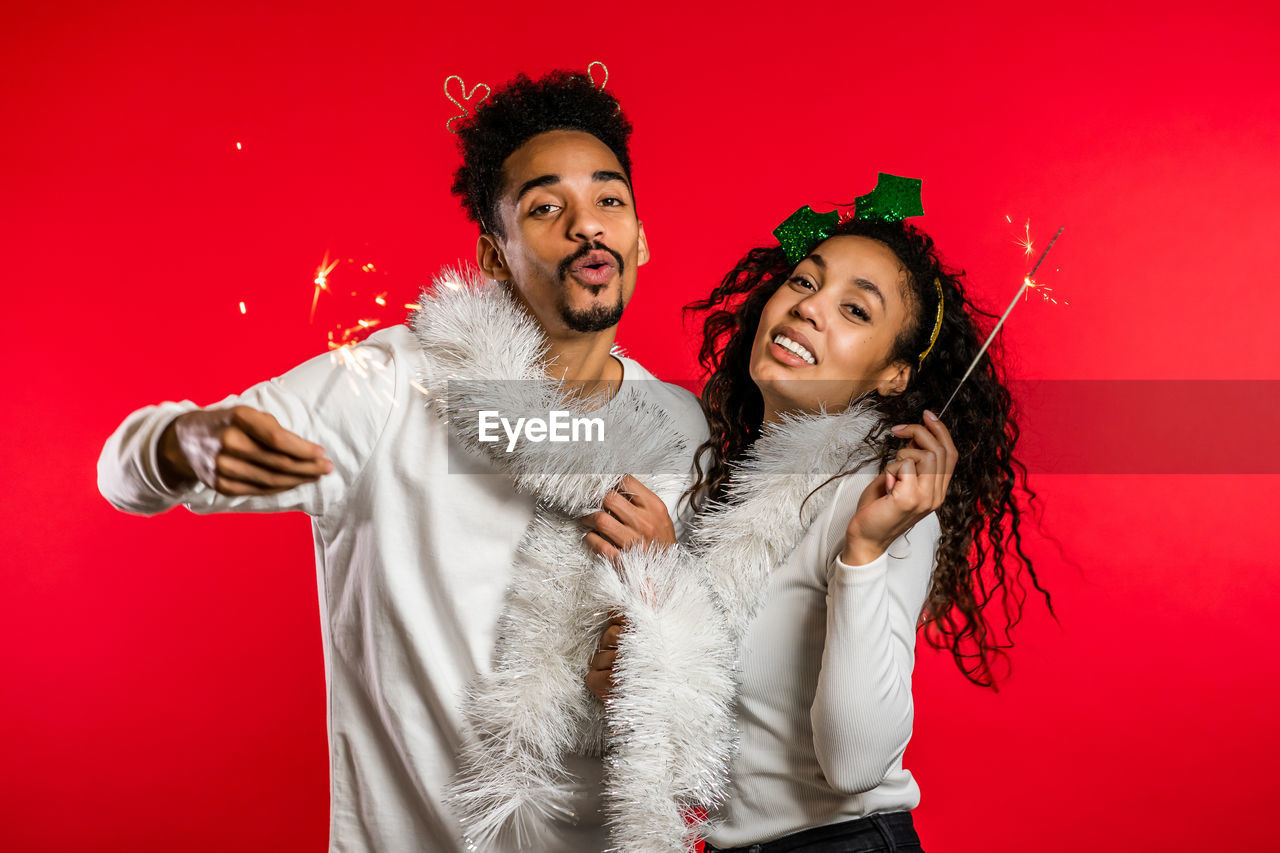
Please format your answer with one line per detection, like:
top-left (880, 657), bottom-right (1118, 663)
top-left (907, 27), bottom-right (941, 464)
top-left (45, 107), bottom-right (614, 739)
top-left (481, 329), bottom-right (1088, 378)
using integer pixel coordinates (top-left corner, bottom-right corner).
top-left (705, 811), bottom-right (920, 853)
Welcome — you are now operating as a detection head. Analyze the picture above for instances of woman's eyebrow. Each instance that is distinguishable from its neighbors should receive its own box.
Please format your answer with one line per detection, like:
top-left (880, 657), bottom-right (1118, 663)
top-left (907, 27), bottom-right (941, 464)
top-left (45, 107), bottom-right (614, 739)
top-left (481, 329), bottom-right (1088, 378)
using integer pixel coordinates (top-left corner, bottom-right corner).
top-left (804, 254), bottom-right (884, 306)
top-left (849, 277), bottom-right (886, 309)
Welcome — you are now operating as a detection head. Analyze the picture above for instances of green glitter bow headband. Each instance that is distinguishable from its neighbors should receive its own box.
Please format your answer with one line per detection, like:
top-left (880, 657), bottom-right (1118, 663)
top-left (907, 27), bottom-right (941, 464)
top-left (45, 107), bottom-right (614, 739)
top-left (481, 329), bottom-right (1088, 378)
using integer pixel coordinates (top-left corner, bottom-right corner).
top-left (772, 172), bottom-right (924, 264)
top-left (772, 172), bottom-right (942, 367)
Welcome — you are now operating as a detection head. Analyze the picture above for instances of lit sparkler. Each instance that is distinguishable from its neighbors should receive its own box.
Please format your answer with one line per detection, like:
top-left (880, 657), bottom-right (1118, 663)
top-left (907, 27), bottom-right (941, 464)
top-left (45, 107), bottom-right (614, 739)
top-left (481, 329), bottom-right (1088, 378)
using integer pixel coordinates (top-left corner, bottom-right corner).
top-left (1011, 219), bottom-right (1067, 305)
top-left (938, 226), bottom-right (1065, 419)
top-left (1022, 274), bottom-right (1068, 306)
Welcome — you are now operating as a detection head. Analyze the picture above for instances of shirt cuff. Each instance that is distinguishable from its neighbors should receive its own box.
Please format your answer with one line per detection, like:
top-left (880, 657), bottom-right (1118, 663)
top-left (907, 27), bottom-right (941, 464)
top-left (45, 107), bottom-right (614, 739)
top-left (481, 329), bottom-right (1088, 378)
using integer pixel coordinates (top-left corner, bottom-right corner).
top-left (829, 549), bottom-right (890, 585)
top-left (141, 402), bottom-right (208, 502)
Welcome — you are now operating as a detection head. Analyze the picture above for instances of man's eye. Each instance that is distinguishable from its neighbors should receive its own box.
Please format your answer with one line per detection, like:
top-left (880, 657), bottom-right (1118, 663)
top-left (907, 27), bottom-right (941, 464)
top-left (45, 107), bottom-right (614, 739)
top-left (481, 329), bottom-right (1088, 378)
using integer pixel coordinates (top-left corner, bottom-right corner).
top-left (599, 197), bottom-right (625, 207)
top-left (530, 203), bottom-right (559, 216)
top-left (787, 276), bottom-right (815, 290)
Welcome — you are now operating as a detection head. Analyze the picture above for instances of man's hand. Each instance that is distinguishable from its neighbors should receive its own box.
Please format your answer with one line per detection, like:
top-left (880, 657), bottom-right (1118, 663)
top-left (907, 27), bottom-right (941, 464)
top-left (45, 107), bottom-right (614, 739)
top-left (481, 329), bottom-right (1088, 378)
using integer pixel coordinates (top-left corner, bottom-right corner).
top-left (586, 613), bottom-right (626, 703)
top-left (158, 405), bottom-right (333, 496)
top-left (581, 474), bottom-right (676, 560)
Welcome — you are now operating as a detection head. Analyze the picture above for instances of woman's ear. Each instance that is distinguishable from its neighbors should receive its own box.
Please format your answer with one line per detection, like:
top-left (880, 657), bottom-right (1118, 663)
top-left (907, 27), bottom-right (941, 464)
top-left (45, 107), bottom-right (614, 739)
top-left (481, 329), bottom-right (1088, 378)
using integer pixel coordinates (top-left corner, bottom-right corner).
top-left (476, 233), bottom-right (510, 281)
top-left (878, 361), bottom-right (912, 397)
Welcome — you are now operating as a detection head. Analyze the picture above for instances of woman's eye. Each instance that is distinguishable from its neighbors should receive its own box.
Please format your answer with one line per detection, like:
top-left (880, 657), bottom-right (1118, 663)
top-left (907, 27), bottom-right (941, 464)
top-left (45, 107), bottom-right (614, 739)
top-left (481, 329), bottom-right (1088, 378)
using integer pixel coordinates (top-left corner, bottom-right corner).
top-left (844, 304), bottom-right (870, 322)
top-left (787, 276), bottom-right (815, 291)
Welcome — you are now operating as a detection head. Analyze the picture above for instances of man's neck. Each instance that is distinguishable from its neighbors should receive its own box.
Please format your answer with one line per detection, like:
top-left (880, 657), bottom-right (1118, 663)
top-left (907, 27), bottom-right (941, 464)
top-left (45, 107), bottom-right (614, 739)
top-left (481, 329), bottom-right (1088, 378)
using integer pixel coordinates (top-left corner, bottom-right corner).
top-left (542, 332), bottom-right (624, 406)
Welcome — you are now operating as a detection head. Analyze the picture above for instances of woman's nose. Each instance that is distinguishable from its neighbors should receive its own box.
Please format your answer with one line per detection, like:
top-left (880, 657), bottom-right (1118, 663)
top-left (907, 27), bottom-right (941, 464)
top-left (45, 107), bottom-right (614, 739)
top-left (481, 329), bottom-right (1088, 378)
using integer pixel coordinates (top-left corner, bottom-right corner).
top-left (792, 294), bottom-right (824, 328)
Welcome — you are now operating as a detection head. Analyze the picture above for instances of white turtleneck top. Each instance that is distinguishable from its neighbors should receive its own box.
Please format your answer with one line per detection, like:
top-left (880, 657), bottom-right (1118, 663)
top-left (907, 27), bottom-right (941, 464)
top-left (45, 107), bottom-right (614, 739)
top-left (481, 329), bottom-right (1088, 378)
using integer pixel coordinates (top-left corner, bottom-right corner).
top-left (704, 471), bottom-right (940, 848)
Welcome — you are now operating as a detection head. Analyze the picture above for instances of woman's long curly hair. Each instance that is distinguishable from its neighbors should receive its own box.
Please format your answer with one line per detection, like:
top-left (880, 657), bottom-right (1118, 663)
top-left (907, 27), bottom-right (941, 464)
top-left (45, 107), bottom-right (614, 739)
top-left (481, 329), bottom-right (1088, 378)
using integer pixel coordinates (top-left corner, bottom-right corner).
top-left (684, 217), bottom-right (1054, 688)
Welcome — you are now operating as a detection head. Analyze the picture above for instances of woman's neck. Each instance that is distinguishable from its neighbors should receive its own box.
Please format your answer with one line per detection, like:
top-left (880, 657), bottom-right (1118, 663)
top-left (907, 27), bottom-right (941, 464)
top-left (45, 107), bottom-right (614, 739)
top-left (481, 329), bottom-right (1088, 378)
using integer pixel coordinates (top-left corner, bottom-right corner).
top-left (760, 403), bottom-right (786, 426)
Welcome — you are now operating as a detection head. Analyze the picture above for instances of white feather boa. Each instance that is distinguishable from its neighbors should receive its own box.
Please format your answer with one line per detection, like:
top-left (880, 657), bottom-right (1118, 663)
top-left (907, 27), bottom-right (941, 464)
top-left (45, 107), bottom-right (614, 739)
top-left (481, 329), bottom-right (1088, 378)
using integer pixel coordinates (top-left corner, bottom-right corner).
top-left (410, 269), bottom-right (882, 852)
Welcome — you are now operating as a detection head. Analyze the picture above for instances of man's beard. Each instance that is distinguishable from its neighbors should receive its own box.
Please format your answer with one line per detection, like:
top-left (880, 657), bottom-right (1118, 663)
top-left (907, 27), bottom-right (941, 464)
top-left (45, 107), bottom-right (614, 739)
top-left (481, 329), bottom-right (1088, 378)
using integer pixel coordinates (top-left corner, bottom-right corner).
top-left (559, 293), bottom-right (625, 333)
top-left (557, 241), bottom-right (627, 333)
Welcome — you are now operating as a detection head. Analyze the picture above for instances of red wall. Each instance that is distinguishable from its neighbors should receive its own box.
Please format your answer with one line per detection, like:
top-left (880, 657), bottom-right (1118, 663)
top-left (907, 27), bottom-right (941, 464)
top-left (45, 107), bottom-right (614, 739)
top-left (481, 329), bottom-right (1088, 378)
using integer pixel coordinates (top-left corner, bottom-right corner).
top-left (3, 1), bottom-right (1278, 850)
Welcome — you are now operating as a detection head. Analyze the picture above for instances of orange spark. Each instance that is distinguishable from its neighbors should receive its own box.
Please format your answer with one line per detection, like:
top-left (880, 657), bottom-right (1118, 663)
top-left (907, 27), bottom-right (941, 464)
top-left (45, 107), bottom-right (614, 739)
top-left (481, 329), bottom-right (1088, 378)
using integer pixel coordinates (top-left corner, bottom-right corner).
top-left (328, 318), bottom-right (382, 349)
top-left (326, 334), bottom-right (397, 406)
top-left (1021, 276), bottom-right (1069, 306)
top-left (311, 252), bottom-right (340, 323)
top-left (1015, 219), bottom-right (1034, 257)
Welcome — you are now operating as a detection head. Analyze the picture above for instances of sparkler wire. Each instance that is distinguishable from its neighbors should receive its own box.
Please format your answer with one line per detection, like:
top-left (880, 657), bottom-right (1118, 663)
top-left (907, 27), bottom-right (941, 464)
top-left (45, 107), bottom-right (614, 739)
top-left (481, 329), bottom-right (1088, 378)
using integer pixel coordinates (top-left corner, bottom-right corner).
top-left (937, 226), bottom-right (1064, 418)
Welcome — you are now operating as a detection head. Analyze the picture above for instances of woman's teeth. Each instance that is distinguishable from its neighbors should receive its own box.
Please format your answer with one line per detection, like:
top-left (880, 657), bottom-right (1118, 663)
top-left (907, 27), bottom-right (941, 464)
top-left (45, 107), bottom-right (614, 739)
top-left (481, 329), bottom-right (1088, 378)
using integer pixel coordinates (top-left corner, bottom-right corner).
top-left (773, 334), bottom-right (815, 364)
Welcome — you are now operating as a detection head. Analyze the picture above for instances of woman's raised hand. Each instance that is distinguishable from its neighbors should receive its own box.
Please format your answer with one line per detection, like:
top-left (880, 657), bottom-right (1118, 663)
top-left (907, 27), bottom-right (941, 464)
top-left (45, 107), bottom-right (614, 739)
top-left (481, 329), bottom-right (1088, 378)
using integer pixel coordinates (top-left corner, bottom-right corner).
top-left (843, 410), bottom-right (958, 566)
top-left (581, 474), bottom-right (676, 560)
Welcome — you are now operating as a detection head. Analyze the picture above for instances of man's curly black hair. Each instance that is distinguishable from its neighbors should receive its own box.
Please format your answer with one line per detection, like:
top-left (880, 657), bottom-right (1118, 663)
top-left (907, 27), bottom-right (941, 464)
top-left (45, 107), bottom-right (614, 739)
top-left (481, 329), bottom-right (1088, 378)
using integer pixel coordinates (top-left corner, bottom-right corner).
top-left (450, 69), bottom-right (634, 237)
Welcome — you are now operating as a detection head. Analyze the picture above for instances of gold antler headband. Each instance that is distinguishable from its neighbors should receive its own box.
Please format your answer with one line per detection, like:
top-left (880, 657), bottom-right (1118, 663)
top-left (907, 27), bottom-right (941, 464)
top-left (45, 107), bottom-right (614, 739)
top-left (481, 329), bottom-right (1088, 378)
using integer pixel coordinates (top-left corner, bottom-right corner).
top-left (443, 75), bottom-right (491, 134)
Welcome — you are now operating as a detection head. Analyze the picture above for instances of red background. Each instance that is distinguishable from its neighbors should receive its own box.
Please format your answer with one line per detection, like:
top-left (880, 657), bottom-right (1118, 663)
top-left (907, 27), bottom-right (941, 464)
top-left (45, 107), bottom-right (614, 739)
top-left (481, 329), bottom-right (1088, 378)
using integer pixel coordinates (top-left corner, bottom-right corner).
top-left (3, 1), bottom-right (1279, 850)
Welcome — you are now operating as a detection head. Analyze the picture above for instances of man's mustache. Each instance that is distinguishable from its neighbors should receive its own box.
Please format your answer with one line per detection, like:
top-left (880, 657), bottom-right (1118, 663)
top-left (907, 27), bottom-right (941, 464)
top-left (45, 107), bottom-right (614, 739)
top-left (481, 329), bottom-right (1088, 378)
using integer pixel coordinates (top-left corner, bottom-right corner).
top-left (557, 242), bottom-right (625, 283)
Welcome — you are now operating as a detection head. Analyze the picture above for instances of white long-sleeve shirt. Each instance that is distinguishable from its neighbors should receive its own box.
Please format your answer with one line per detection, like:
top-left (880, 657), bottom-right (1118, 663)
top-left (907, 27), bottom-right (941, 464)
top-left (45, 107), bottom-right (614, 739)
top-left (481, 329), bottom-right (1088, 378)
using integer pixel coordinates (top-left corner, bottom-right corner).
top-left (96, 324), bottom-right (710, 853)
top-left (705, 472), bottom-right (940, 848)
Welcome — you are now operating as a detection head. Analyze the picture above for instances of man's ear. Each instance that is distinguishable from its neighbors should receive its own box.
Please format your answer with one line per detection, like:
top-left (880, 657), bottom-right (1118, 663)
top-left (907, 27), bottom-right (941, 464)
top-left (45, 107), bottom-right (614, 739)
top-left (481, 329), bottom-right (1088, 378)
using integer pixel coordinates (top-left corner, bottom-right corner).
top-left (878, 361), bottom-right (912, 397)
top-left (636, 220), bottom-right (651, 267)
top-left (476, 232), bottom-right (510, 281)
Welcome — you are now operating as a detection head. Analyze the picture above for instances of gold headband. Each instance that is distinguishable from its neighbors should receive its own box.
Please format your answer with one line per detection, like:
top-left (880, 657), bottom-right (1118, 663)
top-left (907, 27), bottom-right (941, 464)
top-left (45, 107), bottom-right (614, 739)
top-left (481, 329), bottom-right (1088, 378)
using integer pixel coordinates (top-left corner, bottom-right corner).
top-left (918, 278), bottom-right (944, 367)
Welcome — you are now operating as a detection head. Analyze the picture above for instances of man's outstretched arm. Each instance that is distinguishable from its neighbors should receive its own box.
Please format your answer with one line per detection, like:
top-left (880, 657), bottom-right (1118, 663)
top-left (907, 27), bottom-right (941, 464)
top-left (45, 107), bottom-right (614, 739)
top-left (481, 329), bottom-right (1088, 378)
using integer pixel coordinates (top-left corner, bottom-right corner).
top-left (98, 329), bottom-right (403, 518)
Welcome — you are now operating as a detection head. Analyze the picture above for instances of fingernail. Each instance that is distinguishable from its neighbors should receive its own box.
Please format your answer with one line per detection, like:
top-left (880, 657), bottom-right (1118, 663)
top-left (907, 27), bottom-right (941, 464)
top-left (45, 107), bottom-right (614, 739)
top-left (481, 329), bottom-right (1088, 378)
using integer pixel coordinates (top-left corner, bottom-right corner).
top-left (924, 410), bottom-right (939, 422)
top-left (890, 424), bottom-right (908, 434)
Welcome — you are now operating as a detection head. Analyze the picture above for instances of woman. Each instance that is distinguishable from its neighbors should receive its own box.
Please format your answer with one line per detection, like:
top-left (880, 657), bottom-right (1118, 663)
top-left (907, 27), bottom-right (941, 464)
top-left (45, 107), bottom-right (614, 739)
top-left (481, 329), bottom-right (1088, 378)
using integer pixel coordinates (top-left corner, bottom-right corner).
top-left (582, 209), bottom-right (1053, 852)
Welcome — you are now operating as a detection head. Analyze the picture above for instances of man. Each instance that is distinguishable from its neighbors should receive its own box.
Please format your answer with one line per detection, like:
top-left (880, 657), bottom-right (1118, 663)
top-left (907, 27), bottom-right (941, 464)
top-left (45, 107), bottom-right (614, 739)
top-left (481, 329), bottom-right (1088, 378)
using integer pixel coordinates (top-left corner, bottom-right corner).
top-left (98, 70), bottom-right (708, 852)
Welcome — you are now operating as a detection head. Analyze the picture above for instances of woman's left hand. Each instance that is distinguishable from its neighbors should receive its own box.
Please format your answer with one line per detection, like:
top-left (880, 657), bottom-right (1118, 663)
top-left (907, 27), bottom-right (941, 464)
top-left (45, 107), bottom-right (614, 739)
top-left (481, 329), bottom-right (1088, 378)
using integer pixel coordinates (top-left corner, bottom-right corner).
top-left (843, 410), bottom-right (958, 566)
top-left (581, 474), bottom-right (676, 561)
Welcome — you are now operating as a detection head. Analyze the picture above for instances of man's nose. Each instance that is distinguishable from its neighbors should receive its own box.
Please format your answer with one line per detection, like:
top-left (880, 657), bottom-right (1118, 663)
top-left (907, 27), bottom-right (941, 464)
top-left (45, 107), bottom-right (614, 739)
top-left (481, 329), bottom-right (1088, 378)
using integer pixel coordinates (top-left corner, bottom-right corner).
top-left (566, 201), bottom-right (605, 242)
